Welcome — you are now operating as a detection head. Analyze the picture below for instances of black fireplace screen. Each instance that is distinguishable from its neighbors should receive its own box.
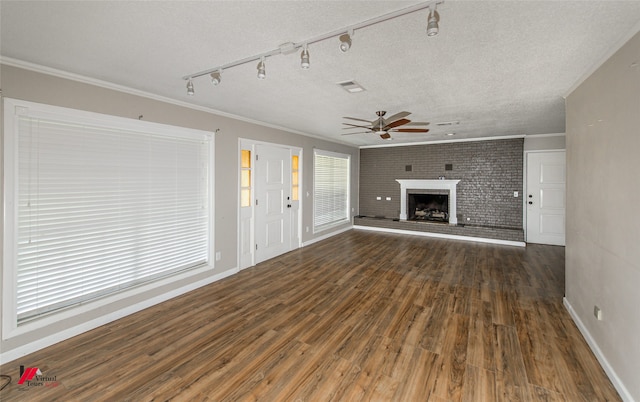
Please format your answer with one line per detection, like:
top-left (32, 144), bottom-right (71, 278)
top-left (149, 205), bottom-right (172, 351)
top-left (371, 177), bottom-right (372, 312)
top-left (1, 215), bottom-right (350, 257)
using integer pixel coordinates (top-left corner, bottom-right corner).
top-left (408, 193), bottom-right (449, 222)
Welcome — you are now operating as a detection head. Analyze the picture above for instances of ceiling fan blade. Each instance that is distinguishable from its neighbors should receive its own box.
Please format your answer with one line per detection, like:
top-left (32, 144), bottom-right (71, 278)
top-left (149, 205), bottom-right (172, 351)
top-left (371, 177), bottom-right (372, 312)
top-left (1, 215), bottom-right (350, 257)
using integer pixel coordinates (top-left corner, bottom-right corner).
top-left (384, 111), bottom-right (411, 123)
top-left (342, 123), bottom-right (372, 129)
top-left (383, 118), bottom-right (411, 130)
top-left (403, 121), bottom-right (430, 126)
top-left (379, 133), bottom-right (392, 139)
top-left (390, 128), bottom-right (430, 133)
top-left (343, 117), bottom-right (372, 123)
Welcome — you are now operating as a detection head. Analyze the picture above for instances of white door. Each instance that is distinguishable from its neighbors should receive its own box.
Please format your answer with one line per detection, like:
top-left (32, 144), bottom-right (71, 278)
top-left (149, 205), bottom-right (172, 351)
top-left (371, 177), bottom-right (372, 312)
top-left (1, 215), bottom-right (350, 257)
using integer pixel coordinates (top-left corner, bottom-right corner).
top-left (254, 144), bottom-right (292, 263)
top-left (526, 151), bottom-right (566, 246)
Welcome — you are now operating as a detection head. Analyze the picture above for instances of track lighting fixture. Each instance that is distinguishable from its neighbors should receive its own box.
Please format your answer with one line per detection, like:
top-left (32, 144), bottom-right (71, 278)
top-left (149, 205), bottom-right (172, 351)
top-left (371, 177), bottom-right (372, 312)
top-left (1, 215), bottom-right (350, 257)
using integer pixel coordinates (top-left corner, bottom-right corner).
top-left (210, 70), bottom-right (222, 85)
top-left (300, 45), bottom-right (310, 69)
top-left (427, 5), bottom-right (439, 37)
top-left (186, 79), bottom-right (194, 96)
top-left (339, 31), bottom-right (353, 53)
top-left (182, 1), bottom-right (444, 91)
top-left (257, 57), bottom-right (266, 79)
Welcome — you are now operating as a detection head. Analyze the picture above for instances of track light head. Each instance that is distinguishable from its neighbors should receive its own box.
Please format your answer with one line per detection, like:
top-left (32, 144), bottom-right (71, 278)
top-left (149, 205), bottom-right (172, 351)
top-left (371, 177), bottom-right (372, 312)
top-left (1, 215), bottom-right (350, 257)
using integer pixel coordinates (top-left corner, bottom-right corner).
top-left (339, 32), bottom-right (352, 53)
top-left (427, 6), bottom-right (439, 37)
top-left (257, 57), bottom-right (266, 79)
top-left (300, 45), bottom-right (310, 69)
top-left (210, 70), bottom-right (222, 85)
top-left (186, 79), bottom-right (194, 96)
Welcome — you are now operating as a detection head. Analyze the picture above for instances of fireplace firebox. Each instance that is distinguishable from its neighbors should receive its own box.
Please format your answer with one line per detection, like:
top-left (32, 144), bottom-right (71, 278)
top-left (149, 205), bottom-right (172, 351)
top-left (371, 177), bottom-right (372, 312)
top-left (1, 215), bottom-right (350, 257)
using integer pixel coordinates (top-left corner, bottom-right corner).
top-left (408, 192), bottom-right (449, 222)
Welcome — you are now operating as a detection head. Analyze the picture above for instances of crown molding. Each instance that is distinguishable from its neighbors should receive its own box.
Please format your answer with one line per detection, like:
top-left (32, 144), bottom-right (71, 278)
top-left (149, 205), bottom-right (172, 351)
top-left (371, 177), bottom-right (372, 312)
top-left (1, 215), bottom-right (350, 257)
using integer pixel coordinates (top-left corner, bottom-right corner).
top-left (524, 132), bottom-right (565, 138)
top-left (359, 134), bottom-right (526, 149)
top-left (564, 20), bottom-right (640, 98)
top-left (0, 57), bottom-right (356, 148)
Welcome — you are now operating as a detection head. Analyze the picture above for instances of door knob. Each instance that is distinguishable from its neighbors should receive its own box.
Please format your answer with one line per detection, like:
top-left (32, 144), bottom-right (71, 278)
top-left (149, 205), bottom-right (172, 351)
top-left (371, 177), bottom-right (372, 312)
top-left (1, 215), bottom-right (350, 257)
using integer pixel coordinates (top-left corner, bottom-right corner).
top-left (528, 194), bottom-right (533, 198)
top-left (528, 201), bottom-right (533, 205)
top-left (287, 204), bottom-right (292, 208)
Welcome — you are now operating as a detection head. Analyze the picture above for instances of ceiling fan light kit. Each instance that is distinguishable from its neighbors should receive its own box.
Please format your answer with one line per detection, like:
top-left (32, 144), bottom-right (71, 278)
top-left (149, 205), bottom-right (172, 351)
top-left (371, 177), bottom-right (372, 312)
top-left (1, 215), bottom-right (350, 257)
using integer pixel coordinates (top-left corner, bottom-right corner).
top-left (342, 111), bottom-right (431, 140)
top-left (182, 1), bottom-right (444, 93)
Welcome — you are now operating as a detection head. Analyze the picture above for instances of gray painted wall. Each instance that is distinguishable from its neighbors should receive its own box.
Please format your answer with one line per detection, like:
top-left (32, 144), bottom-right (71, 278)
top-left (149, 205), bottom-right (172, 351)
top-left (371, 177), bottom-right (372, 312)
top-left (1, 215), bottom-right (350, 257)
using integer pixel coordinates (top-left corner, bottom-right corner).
top-left (0, 65), bottom-right (359, 357)
top-left (359, 139), bottom-right (524, 229)
top-left (566, 31), bottom-right (640, 400)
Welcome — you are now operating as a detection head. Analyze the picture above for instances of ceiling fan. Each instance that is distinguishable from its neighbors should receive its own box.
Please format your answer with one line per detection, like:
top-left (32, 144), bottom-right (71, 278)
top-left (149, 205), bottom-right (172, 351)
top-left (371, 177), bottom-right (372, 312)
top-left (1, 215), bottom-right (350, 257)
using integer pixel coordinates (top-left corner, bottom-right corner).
top-left (342, 111), bottom-right (429, 139)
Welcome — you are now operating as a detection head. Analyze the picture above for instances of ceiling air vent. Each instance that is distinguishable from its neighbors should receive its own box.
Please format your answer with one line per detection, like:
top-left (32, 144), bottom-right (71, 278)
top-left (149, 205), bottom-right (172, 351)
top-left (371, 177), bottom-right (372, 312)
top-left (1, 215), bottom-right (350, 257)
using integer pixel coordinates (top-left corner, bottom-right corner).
top-left (337, 80), bottom-right (366, 93)
top-left (435, 121), bottom-right (460, 127)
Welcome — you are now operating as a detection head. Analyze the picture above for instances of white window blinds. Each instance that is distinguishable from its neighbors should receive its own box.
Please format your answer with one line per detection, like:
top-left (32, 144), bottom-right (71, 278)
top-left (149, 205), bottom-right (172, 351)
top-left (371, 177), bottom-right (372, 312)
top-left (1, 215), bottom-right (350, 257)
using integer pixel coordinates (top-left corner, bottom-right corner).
top-left (313, 150), bottom-right (350, 232)
top-left (10, 104), bottom-right (211, 322)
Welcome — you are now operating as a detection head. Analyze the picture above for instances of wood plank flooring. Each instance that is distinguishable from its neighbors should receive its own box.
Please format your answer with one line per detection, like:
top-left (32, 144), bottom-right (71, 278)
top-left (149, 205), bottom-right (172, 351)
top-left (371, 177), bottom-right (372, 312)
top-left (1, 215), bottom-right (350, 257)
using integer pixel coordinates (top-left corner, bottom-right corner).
top-left (0, 230), bottom-right (621, 401)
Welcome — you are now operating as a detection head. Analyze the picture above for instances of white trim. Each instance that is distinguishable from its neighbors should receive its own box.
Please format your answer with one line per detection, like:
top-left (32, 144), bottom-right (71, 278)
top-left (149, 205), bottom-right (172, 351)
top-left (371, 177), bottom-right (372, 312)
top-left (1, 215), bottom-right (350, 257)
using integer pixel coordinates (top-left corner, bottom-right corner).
top-left (396, 179), bottom-right (460, 224)
top-left (3, 97), bottom-right (212, 141)
top-left (523, 150), bottom-right (528, 241)
top-left (237, 139), bottom-right (257, 270)
top-left (564, 20), bottom-right (640, 98)
top-left (359, 134), bottom-right (526, 149)
top-left (563, 298), bottom-right (634, 402)
top-left (313, 148), bottom-right (351, 159)
top-left (354, 225), bottom-right (526, 247)
top-left (294, 148), bottom-right (304, 249)
top-left (0, 267), bottom-right (238, 365)
top-left (524, 149), bottom-right (566, 155)
top-left (525, 133), bottom-right (566, 139)
top-left (302, 225), bottom-right (353, 247)
top-left (0, 57), bottom-right (355, 147)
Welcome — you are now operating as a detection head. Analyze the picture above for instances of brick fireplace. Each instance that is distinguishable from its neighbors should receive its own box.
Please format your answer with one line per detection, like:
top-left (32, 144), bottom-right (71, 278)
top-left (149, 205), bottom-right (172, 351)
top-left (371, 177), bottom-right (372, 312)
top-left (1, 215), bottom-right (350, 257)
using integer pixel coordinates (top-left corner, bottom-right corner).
top-left (356, 139), bottom-right (525, 244)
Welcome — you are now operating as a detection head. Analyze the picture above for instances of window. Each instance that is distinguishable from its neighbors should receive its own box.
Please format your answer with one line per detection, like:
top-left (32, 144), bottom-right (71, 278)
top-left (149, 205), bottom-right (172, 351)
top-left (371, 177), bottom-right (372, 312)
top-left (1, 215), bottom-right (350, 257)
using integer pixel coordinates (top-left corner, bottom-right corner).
top-left (3, 99), bottom-right (213, 331)
top-left (240, 149), bottom-right (252, 207)
top-left (292, 155), bottom-right (299, 201)
top-left (313, 150), bottom-right (350, 232)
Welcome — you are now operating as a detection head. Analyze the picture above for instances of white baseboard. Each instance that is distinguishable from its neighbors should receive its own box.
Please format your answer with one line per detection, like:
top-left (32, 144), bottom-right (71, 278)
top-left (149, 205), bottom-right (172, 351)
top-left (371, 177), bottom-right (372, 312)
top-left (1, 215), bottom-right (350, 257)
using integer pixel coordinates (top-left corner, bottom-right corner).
top-left (0, 267), bottom-right (238, 365)
top-left (302, 225), bottom-right (353, 247)
top-left (353, 225), bottom-right (526, 247)
top-left (563, 298), bottom-right (634, 402)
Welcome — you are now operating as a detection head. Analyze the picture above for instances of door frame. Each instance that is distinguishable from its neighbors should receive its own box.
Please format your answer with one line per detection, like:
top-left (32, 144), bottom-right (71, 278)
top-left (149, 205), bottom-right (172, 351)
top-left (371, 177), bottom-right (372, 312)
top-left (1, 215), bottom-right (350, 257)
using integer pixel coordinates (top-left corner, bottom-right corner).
top-left (238, 138), bottom-right (302, 269)
top-left (523, 149), bottom-right (566, 244)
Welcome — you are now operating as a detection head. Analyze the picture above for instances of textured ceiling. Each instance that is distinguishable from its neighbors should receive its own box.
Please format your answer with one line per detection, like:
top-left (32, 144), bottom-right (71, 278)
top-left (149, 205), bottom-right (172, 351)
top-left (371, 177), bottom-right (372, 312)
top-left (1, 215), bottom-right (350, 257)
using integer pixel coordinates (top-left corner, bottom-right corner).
top-left (2, 1), bottom-right (640, 147)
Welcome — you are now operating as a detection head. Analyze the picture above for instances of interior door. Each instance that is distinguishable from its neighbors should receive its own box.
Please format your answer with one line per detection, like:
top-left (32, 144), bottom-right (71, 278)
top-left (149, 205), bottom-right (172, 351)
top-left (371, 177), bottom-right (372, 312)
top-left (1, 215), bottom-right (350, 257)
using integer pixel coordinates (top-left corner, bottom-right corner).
top-left (526, 151), bottom-right (566, 246)
top-left (254, 144), bottom-right (292, 263)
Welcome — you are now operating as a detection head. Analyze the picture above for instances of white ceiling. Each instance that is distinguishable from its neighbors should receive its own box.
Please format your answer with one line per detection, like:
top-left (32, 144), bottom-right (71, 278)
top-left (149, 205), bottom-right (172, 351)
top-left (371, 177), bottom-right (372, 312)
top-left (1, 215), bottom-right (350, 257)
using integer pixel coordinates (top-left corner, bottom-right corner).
top-left (2, 1), bottom-right (640, 147)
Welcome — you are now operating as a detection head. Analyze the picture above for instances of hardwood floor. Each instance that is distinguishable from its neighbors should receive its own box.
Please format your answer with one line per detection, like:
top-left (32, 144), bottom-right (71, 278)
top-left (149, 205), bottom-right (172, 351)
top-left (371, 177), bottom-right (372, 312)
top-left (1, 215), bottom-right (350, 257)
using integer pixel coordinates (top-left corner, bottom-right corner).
top-left (0, 230), bottom-right (620, 401)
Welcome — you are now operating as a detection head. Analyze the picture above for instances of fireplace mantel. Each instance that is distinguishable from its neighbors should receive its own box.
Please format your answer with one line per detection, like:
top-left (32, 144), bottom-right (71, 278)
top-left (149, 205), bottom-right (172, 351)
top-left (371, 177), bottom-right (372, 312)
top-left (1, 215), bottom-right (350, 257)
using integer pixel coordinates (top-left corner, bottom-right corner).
top-left (396, 179), bottom-right (460, 225)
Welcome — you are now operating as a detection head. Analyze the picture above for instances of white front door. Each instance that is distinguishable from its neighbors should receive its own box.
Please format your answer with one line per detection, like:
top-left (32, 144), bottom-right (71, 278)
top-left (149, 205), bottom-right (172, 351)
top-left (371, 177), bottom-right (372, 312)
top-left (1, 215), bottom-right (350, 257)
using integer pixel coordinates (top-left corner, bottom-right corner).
top-left (254, 144), bottom-right (292, 263)
top-left (526, 151), bottom-right (566, 246)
